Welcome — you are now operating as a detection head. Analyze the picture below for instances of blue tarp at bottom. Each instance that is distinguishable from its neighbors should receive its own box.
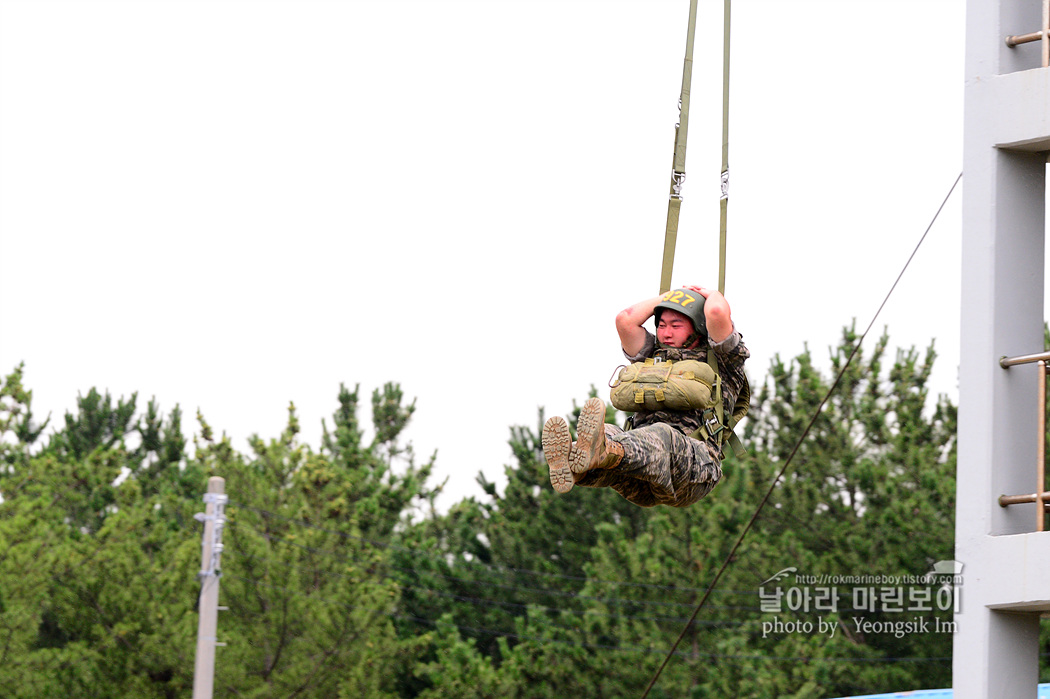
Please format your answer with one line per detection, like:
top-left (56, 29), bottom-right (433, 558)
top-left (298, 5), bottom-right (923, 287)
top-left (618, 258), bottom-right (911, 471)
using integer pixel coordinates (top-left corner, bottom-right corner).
top-left (833, 684), bottom-right (1050, 699)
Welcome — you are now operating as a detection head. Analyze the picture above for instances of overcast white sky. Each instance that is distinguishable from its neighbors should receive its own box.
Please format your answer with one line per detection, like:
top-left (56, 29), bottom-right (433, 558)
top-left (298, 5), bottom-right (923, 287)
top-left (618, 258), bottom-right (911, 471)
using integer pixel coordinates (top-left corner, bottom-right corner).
top-left (1, 0), bottom-right (974, 509)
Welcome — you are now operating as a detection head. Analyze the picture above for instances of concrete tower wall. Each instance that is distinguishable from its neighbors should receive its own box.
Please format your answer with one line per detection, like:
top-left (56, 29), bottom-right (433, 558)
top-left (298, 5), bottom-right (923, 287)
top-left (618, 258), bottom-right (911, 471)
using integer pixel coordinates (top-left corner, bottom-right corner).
top-left (956, 1), bottom-right (1050, 696)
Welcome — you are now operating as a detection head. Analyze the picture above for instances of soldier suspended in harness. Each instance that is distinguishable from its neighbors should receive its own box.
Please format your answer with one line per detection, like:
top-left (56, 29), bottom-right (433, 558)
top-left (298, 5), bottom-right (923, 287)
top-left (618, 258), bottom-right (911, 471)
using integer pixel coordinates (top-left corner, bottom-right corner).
top-left (542, 285), bottom-right (750, 508)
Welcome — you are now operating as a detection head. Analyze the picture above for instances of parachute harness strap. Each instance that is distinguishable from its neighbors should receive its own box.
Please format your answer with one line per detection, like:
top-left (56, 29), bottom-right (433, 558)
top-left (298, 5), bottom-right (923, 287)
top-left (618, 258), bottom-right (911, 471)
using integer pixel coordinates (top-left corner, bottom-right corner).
top-left (659, 0), bottom-right (732, 298)
top-left (659, 0), bottom-right (698, 295)
top-left (718, 0), bottom-right (731, 295)
top-left (659, 0), bottom-right (741, 456)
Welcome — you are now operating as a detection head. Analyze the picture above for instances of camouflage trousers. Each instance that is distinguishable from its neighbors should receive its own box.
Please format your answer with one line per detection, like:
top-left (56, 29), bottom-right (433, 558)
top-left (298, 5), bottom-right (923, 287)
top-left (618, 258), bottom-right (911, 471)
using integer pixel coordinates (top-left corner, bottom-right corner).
top-left (574, 423), bottom-right (722, 508)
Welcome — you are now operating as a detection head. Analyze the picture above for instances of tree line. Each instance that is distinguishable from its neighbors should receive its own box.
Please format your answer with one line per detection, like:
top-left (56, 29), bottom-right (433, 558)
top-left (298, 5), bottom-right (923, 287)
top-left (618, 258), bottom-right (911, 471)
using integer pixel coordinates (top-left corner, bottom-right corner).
top-left (0, 326), bottom-right (1026, 698)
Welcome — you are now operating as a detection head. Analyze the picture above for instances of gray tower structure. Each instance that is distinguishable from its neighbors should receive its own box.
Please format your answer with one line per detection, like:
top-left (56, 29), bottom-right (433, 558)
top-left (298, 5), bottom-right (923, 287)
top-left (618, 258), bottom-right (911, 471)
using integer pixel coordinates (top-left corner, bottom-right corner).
top-left (956, 1), bottom-right (1050, 696)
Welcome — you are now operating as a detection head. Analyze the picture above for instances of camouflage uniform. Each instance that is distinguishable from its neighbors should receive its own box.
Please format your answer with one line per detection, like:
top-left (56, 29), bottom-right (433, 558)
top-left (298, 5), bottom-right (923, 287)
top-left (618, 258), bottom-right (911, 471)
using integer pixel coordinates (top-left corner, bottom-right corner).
top-left (575, 327), bottom-right (750, 507)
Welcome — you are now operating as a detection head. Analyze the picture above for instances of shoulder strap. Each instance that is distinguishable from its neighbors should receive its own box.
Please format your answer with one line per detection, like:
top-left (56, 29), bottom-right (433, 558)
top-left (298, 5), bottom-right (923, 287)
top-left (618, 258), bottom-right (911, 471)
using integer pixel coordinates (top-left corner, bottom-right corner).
top-left (694, 351), bottom-right (747, 458)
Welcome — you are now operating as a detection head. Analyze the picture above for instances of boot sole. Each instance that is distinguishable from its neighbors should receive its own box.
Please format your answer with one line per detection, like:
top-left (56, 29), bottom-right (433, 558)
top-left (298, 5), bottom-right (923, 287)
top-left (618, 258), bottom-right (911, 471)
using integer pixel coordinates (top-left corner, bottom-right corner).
top-left (572, 397), bottom-right (606, 474)
top-left (542, 416), bottom-right (573, 493)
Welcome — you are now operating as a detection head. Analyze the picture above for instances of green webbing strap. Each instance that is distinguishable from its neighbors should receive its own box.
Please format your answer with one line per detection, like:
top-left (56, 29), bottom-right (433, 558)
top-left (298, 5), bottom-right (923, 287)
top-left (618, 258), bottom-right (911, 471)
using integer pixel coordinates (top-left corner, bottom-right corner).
top-left (706, 352), bottom-right (724, 435)
top-left (725, 419), bottom-right (746, 458)
top-left (696, 351), bottom-right (746, 459)
top-left (660, 198), bottom-right (681, 294)
top-left (658, 0), bottom-right (745, 459)
top-left (659, 0), bottom-right (699, 295)
top-left (717, 0), bottom-right (731, 295)
top-left (716, 0), bottom-right (743, 457)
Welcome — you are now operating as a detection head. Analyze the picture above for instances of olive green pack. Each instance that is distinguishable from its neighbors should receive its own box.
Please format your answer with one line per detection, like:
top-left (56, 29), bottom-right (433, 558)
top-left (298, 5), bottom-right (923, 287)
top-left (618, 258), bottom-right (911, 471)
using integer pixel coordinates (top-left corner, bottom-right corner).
top-left (609, 357), bottom-right (717, 412)
top-left (610, 354), bottom-right (750, 458)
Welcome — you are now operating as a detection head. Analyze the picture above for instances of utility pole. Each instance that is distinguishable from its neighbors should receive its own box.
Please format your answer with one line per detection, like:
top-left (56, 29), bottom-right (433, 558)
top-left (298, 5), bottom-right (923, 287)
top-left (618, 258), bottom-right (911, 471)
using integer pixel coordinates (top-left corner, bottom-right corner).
top-left (193, 477), bottom-right (227, 699)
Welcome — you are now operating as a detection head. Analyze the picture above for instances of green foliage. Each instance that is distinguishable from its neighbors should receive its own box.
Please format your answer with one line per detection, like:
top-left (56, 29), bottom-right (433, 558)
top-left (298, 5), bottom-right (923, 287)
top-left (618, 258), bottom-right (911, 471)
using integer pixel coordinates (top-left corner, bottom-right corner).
top-left (0, 368), bottom-right (203, 698)
top-left (399, 327), bottom-right (959, 698)
top-left (0, 370), bottom-right (434, 698)
top-left (0, 363), bottom-right (47, 464)
top-left (737, 326), bottom-right (957, 694)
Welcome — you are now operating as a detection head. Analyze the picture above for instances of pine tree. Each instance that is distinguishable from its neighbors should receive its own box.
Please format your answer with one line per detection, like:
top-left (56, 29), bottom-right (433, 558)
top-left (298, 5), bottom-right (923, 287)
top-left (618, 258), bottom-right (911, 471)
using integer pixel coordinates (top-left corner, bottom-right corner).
top-left (0, 369), bottom-right (437, 698)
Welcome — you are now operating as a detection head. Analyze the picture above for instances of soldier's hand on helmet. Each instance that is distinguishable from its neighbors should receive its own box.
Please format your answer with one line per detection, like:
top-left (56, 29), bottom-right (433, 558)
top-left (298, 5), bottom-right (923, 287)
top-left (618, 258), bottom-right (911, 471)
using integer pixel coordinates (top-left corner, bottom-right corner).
top-left (682, 284), bottom-right (712, 298)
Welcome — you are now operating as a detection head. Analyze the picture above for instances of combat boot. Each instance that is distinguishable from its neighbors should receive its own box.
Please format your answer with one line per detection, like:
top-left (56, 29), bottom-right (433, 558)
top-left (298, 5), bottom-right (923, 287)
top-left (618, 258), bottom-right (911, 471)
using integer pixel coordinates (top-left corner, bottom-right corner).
top-left (571, 397), bottom-right (624, 474)
top-left (542, 415), bottom-right (574, 493)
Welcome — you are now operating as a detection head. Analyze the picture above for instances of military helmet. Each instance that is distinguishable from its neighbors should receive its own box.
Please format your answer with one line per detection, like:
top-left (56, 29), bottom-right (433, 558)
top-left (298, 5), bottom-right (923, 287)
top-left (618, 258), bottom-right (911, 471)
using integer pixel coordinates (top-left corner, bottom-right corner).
top-left (654, 288), bottom-right (707, 341)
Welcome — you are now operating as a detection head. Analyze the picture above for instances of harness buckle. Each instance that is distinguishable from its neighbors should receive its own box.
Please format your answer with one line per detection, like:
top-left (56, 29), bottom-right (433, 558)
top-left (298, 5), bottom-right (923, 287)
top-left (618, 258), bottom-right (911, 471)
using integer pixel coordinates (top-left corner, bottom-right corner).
top-left (671, 171), bottom-right (686, 200)
top-left (703, 409), bottom-right (724, 439)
